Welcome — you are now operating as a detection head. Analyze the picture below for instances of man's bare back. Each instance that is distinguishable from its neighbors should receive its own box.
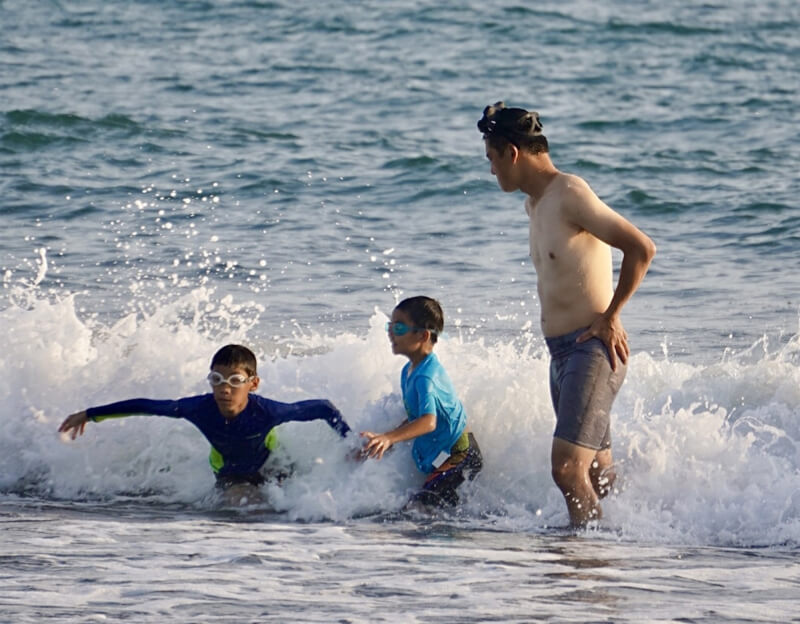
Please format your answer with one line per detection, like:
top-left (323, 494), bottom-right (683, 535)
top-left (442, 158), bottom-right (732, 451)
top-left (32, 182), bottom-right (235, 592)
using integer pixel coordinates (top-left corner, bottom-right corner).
top-left (526, 173), bottom-right (616, 338)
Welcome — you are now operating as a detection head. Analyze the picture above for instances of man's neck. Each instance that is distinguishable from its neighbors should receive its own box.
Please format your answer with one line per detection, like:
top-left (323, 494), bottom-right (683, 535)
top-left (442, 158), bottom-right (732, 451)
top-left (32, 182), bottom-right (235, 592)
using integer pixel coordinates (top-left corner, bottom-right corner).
top-left (518, 154), bottom-right (559, 201)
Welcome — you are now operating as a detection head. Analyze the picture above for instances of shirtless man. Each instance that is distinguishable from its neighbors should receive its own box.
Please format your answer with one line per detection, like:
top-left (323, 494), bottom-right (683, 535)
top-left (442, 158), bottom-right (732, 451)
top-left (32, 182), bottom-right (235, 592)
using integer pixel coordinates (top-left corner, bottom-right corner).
top-left (478, 102), bottom-right (656, 526)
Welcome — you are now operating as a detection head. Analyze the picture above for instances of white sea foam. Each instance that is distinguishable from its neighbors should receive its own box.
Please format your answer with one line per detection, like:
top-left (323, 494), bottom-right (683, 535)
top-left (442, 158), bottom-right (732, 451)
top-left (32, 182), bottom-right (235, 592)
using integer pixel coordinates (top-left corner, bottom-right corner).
top-left (1, 285), bottom-right (798, 547)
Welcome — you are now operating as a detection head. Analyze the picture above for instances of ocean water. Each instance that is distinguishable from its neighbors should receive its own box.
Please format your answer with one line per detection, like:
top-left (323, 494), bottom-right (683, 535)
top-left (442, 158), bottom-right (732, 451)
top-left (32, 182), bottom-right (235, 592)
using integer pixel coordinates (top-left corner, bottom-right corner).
top-left (2, 0), bottom-right (800, 621)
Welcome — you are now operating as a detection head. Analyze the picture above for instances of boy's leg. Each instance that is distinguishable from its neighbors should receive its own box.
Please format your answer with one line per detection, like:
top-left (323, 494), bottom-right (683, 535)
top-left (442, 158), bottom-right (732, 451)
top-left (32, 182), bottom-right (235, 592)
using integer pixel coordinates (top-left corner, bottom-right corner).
top-left (412, 470), bottom-right (465, 507)
top-left (463, 432), bottom-right (483, 479)
top-left (409, 432), bottom-right (483, 508)
top-left (214, 473), bottom-right (268, 506)
top-left (215, 472), bottom-right (267, 489)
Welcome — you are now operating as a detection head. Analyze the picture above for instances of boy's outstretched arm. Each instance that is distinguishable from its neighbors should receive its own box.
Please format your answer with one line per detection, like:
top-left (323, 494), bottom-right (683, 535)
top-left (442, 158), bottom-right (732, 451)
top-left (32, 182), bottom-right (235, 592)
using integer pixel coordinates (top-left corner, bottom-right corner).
top-left (270, 398), bottom-right (352, 438)
top-left (59, 411), bottom-right (89, 440)
top-left (360, 413), bottom-right (436, 460)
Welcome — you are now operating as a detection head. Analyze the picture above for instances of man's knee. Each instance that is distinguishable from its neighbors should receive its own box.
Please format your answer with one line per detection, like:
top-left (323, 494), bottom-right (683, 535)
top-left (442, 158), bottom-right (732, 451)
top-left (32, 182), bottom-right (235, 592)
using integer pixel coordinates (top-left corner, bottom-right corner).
top-left (551, 438), bottom-right (597, 491)
top-left (551, 456), bottom-right (585, 492)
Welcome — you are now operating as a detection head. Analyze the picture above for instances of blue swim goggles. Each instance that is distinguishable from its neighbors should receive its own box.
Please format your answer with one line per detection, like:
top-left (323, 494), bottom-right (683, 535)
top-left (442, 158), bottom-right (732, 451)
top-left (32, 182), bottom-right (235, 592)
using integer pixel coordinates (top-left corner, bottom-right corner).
top-left (385, 321), bottom-right (431, 337)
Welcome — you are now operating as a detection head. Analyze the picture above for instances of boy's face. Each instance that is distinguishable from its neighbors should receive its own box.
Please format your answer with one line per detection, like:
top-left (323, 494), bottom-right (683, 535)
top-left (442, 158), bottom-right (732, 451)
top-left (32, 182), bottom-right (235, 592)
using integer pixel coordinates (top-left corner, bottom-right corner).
top-left (387, 309), bottom-right (428, 358)
top-left (209, 364), bottom-right (259, 419)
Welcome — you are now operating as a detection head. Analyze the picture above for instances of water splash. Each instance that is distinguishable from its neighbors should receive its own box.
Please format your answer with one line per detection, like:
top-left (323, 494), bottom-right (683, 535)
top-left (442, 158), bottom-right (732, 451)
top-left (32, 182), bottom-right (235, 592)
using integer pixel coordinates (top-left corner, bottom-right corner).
top-left (0, 284), bottom-right (798, 546)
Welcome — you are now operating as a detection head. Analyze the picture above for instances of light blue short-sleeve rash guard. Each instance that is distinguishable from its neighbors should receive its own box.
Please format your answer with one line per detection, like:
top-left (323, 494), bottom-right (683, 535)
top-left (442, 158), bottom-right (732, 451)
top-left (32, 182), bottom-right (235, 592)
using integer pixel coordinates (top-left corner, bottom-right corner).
top-left (401, 353), bottom-right (467, 473)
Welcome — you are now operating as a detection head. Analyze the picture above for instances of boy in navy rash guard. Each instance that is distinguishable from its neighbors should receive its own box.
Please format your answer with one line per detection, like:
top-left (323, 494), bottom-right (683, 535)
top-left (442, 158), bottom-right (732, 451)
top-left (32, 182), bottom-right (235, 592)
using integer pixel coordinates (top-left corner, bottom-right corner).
top-left (58, 344), bottom-right (352, 488)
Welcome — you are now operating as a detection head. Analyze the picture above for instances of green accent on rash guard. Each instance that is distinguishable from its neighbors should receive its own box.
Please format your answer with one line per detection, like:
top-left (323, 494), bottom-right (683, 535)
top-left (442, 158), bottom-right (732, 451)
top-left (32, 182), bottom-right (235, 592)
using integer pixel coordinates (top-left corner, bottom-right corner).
top-left (208, 427), bottom-right (279, 473)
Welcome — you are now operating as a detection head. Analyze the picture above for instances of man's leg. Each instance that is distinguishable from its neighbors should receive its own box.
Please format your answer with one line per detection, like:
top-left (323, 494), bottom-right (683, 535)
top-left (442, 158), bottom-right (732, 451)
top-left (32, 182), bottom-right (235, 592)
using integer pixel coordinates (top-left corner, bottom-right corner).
top-left (551, 437), bottom-right (603, 526)
top-left (589, 448), bottom-right (615, 499)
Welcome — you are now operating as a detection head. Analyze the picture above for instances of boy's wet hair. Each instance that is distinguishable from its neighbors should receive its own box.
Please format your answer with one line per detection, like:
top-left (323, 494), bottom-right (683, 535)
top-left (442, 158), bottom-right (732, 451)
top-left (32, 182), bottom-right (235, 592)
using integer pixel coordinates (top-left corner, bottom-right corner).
top-left (395, 296), bottom-right (444, 344)
top-left (210, 344), bottom-right (258, 376)
top-left (478, 101), bottom-right (548, 155)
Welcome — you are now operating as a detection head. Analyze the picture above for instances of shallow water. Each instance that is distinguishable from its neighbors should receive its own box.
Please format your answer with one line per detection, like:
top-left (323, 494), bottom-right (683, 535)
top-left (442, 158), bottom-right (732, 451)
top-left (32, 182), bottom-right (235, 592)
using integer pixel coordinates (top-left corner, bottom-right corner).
top-left (3, 500), bottom-right (799, 623)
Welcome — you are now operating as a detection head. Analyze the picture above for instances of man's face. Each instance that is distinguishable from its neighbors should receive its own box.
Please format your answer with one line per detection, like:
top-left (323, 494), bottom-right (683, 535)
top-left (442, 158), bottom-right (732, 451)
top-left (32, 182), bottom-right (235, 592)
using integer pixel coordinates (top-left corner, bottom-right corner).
top-left (485, 143), bottom-right (517, 192)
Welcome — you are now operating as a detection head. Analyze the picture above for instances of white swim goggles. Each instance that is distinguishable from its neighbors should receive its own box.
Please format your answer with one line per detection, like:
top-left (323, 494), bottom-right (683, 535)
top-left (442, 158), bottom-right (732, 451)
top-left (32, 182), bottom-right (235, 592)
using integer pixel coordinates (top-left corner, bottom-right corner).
top-left (207, 371), bottom-right (255, 388)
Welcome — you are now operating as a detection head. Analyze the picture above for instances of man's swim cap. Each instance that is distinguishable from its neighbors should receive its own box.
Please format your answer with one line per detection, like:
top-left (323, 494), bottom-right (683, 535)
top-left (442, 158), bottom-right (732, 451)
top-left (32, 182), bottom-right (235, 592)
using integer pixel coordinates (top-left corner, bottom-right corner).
top-left (477, 101), bottom-right (543, 142)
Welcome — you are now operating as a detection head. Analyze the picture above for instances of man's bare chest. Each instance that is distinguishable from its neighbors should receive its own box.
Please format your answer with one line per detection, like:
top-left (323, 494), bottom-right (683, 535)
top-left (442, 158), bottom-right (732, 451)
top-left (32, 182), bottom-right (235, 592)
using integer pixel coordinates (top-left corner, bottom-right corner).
top-left (528, 201), bottom-right (575, 268)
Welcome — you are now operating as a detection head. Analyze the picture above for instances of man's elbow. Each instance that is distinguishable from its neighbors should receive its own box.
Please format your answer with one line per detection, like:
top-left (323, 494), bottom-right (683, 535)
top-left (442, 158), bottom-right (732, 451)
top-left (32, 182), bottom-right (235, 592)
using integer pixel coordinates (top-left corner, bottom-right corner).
top-left (635, 235), bottom-right (656, 267)
top-left (643, 236), bottom-right (656, 264)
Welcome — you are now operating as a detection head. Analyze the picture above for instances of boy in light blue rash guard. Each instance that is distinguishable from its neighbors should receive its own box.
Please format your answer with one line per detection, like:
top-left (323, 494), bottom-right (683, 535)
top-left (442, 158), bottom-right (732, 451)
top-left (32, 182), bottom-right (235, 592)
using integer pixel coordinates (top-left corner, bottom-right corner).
top-left (58, 344), bottom-right (352, 489)
top-left (361, 296), bottom-right (482, 508)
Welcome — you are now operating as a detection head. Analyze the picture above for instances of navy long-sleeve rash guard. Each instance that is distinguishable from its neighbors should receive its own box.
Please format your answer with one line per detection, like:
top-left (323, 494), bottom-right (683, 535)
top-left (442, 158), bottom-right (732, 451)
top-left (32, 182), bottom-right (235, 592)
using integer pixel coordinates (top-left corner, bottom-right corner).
top-left (86, 394), bottom-right (351, 477)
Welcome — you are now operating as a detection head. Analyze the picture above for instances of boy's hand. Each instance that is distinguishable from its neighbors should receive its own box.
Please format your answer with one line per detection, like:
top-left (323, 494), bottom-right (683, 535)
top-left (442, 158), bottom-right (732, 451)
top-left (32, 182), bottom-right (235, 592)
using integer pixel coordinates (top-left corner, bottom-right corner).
top-left (346, 446), bottom-right (369, 463)
top-left (360, 431), bottom-right (393, 460)
top-left (59, 411), bottom-right (89, 440)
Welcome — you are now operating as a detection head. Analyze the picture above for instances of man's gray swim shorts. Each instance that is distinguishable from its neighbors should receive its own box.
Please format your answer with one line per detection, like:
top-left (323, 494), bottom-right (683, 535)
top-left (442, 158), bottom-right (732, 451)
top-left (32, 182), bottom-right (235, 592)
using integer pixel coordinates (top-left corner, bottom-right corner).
top-left (545, 327), bottom-right (627, 450)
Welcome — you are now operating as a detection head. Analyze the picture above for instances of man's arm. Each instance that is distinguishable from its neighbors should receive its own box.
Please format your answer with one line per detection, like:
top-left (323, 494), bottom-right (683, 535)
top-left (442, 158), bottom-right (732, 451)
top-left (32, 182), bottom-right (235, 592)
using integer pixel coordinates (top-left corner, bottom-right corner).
top-left (565, 180), bottom-right (657, 369)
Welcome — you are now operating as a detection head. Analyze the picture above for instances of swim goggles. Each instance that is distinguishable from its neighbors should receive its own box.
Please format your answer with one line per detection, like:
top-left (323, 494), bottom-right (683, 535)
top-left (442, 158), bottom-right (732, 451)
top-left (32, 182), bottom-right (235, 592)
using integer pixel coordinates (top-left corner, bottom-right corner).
top-left (385, 321), bottom-right (432, 337)
top-left (207, 371), bottom-right (255, 388)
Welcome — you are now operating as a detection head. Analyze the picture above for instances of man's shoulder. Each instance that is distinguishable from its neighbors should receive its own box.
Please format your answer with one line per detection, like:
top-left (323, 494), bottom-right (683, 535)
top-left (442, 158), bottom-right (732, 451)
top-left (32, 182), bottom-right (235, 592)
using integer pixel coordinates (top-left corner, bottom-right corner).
top-left (555, 173), bottom-right (610, 222)
top-left (559, 172), bottom-right (594, 196)
top-left (528, 173), bottom-right (590, 214)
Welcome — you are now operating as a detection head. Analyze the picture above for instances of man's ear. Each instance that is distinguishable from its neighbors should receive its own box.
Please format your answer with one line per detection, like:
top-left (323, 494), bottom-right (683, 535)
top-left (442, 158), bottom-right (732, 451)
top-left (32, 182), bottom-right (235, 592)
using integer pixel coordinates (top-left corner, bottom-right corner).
top-left (250, 376), bottom-right (260, 391)
top-left (509, 143), bottom-right (521, 163)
